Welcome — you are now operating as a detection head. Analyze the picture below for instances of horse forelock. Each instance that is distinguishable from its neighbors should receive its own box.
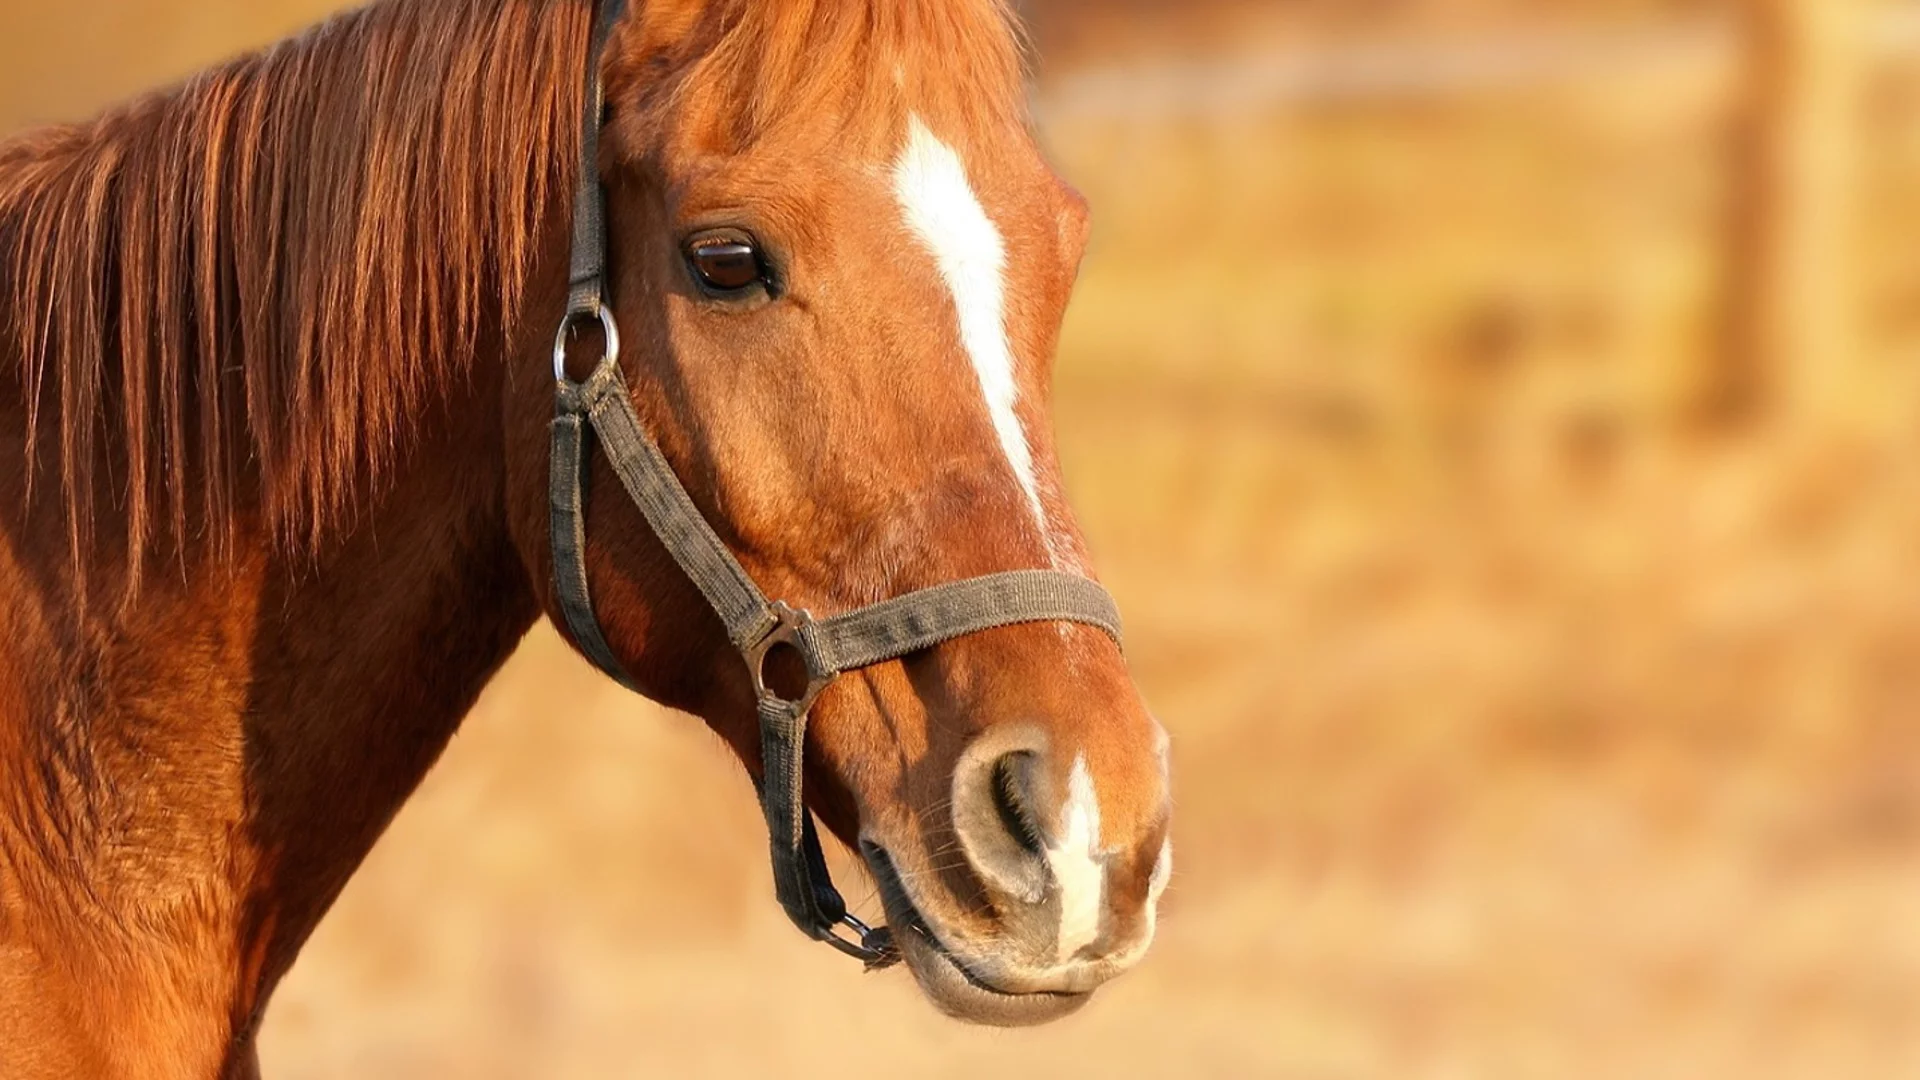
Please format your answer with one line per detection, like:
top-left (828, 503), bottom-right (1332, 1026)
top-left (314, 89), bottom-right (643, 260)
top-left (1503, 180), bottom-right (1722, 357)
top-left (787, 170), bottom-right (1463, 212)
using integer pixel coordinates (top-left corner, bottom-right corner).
top-left (612, 0), bottom-right (1029, 156)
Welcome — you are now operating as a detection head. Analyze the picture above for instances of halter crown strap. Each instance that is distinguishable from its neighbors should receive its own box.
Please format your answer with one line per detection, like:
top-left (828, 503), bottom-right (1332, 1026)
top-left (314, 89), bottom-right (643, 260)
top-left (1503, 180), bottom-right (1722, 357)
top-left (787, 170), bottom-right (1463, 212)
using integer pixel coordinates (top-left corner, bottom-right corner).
top-left (563, 0), bottom-right (627, 323)
top-left (550, 0), bottom-right (637, 690)
top-left (550, 0), bottom-right (1125, 968)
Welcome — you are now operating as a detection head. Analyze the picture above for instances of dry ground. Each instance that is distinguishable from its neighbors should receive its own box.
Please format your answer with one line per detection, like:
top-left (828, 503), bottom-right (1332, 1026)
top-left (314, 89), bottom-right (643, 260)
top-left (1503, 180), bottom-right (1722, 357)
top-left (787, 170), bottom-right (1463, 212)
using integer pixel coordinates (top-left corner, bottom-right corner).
top-left (7, 3), bottom-right (1920, 1078)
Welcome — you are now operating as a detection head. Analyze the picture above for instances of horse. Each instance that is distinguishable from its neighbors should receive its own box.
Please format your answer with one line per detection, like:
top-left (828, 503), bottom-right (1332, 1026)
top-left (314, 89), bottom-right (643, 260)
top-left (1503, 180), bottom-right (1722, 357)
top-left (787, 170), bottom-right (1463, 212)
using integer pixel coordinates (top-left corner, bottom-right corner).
top-left (0, 0), bottom-right (1174, 1075)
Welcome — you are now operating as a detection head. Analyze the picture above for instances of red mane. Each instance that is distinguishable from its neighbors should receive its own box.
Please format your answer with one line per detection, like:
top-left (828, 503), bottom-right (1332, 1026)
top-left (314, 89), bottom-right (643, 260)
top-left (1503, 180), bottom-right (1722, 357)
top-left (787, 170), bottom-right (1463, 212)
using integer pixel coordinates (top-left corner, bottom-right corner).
top-left (0, 0), bottom-right (591, 589)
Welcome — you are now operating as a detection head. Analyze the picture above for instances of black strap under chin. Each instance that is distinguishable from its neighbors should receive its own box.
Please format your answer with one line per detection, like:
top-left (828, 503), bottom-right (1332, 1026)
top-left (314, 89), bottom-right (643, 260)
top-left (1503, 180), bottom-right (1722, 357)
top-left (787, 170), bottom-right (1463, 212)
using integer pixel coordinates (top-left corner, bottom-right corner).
top-left (549, 0), bottom-right (1125, 969)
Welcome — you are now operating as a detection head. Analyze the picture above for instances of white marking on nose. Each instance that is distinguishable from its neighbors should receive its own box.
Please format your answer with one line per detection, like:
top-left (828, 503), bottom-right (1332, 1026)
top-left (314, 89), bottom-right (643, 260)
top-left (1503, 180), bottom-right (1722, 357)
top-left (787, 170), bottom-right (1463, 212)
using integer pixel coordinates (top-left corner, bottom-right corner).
top-left (892, 114), bottom-right (1056, 562)
top-left (1047, 756), bottom-right (1106, 962)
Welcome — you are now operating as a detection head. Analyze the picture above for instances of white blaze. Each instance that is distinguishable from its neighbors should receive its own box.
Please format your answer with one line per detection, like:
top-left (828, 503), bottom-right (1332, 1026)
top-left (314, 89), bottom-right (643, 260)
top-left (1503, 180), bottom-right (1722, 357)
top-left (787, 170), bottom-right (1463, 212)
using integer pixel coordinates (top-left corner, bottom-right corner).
top-left (891, 115), bottom-right (1054, 557)
top-left (1048, 755), bottom-right (1106, 962)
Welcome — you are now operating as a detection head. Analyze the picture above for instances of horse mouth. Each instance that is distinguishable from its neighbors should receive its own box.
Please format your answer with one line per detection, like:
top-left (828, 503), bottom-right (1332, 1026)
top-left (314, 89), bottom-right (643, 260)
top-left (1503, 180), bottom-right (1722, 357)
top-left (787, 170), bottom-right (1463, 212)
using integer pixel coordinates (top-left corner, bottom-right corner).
top-left (862, 843), bottom-right (1092, 1028)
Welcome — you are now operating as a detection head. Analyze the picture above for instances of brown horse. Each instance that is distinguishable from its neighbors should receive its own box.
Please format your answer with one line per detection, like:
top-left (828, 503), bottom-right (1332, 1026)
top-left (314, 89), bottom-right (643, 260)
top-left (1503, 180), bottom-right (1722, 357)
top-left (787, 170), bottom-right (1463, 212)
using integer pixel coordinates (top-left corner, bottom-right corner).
top-left (0, 0), bottom-right (1173, 1075)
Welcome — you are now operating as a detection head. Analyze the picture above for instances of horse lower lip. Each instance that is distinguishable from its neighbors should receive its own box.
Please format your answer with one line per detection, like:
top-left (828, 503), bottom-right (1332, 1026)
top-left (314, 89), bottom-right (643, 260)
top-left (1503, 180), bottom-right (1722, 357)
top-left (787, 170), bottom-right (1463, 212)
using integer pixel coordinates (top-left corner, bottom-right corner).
top-left (862, 843), bottom-right (1093, 1027)
top-left (892, 919), bottom-right (1092, 1026)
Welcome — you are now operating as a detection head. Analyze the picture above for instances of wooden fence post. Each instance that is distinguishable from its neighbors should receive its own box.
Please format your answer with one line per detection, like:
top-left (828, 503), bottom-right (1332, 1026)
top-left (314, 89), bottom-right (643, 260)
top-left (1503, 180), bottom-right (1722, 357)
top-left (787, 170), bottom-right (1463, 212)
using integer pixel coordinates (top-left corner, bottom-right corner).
top-left (1719, 0), bottom-right (1866, 429)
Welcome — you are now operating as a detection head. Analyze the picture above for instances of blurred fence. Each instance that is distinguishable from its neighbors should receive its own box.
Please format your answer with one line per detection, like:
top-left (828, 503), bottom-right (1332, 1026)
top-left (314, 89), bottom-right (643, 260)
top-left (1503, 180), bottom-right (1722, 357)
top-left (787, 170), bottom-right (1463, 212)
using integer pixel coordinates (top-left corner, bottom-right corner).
top-left (1042, 5), bottom-right (1920, 115)
top-left (1041, 2), bottom-right (1914, 436)
top-left (1043, 19), bottom-right (1729, 116)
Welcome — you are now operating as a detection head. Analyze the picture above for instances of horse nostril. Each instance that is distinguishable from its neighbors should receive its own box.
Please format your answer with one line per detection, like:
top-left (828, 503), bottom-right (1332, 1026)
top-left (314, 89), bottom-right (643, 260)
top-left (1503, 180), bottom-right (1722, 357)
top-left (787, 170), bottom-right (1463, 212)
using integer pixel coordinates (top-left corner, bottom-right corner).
top-left (952, 742), bottom-right (1054, 907)
top-left (991, 752), bottom-right (1046, 857)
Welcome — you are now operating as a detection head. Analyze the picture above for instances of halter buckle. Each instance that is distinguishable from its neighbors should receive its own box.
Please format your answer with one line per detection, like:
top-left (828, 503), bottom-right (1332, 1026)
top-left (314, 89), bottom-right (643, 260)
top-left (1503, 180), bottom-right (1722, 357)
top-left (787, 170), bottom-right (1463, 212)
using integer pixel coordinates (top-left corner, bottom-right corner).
top-left (744, 602), bottom-right (836, 714)
top-left (553, 301), bottom-right (622, 383)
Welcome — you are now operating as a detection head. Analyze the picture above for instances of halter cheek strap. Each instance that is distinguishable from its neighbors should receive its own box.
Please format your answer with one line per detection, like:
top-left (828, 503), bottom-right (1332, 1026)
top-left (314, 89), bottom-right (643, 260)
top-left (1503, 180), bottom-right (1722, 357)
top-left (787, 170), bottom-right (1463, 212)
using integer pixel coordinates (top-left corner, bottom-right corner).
top-left (550, 0), bottom-right (1125, 968)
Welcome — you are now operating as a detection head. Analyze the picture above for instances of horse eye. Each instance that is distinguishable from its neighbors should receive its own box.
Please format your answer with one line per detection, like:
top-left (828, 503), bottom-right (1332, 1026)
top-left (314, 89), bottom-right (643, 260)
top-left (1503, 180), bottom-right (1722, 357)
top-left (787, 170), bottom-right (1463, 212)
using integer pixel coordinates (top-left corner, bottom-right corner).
top-left (686, 238), bottom-right (766, 294)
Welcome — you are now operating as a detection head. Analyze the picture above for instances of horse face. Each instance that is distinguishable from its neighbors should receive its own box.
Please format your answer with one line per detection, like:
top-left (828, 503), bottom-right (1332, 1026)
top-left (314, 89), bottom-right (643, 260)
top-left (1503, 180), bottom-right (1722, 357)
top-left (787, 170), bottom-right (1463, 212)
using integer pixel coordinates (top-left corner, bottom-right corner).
top-left (558, 15), bottom-right (1172, 1027)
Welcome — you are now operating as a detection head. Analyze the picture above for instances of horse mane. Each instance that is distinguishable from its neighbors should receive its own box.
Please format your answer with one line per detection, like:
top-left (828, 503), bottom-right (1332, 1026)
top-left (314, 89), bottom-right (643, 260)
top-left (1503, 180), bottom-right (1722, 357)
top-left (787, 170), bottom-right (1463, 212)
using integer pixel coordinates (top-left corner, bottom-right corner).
top-left (0, 0), bottom-right (591, 590)
top-left (0, 0), bottom-right (1026, 599)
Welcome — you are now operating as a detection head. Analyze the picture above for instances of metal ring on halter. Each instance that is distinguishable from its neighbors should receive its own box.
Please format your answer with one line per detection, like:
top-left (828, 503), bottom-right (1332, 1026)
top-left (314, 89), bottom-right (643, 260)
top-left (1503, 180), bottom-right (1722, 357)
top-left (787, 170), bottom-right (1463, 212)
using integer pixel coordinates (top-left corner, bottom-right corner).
top-left (744, 601), bottom-right (837, 714)
top-left (553, 301), bottom-right (622, 383)
top-left (823, 912), bottom-right (899, 969)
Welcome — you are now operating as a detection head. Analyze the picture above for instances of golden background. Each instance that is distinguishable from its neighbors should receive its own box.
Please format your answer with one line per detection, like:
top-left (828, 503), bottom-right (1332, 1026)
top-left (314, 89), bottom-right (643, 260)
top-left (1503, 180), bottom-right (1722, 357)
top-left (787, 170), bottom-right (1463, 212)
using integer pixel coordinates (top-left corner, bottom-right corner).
top-left (6, 1), bottom-right (1920, 1076)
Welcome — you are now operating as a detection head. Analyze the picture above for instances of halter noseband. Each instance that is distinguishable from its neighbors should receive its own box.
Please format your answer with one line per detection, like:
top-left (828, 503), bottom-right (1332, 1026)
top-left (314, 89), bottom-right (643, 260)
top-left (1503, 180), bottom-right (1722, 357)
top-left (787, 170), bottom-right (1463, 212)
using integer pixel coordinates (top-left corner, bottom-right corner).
top-left (548, 0), bottom-right (1124, 968)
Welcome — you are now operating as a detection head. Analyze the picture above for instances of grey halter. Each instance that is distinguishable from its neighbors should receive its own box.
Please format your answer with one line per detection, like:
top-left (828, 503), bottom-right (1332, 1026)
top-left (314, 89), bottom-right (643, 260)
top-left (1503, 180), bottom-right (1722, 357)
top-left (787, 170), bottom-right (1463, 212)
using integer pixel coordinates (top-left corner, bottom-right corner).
top-left (548, 0), bottom-right (1124, 966)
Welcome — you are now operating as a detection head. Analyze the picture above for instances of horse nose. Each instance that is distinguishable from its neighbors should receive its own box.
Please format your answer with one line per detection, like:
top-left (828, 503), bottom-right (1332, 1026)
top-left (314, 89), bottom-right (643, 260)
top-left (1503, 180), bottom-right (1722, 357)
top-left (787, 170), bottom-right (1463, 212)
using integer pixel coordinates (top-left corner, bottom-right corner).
top-left (950, 732), bottom-right (1171, 980)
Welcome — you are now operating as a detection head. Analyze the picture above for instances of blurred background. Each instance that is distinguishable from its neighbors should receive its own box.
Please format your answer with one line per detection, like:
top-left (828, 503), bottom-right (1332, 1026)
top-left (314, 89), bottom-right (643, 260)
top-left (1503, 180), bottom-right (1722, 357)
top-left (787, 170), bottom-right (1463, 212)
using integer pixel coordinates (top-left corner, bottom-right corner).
top-left (7, 0), bottom-right (1920, 1076)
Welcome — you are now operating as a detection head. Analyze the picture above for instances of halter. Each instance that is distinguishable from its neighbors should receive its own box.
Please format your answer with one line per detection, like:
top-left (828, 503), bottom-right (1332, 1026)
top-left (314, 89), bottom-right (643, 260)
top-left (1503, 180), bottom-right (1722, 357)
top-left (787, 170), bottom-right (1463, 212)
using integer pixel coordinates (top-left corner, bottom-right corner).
top-left (548, 0), bottom-right (1125, 968)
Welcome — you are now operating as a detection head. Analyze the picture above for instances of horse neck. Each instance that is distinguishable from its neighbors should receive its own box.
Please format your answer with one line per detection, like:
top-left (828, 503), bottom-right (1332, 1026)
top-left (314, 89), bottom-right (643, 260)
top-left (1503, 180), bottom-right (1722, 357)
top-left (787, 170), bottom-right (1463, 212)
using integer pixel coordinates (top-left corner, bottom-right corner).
top-left (0, 304), bottom-right (543, 1069)
top-left (231, 365), bottom-right (540, 969)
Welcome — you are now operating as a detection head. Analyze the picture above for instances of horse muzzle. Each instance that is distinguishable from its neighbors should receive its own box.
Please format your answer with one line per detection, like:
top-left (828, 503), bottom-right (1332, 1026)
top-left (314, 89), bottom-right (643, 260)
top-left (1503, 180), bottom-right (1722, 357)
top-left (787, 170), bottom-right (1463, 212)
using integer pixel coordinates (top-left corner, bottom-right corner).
top-left (858, 730), bottom-right (1173, 1027)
